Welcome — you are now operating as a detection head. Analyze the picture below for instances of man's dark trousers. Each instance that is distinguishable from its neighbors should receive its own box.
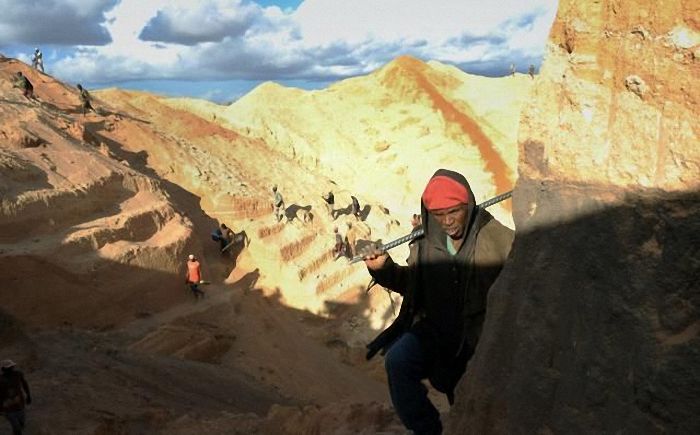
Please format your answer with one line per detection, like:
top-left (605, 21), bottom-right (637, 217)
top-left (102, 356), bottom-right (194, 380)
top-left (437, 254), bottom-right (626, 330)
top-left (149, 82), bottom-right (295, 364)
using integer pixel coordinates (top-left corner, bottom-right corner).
top-left (385, 332), bottom-right (442, 435)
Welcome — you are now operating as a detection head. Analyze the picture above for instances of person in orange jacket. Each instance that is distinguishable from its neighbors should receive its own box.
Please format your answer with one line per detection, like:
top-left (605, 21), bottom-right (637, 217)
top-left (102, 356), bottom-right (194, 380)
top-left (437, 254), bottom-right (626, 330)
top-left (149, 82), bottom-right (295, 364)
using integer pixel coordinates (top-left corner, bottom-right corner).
top-left (185, 254), bottom-right (205, 299)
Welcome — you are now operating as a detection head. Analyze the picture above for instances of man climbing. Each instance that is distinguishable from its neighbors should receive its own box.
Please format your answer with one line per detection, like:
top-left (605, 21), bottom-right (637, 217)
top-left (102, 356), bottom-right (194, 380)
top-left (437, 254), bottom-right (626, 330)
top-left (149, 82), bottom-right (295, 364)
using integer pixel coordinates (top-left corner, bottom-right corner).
top-left (362, 169), bottom-right (513, 434)
top-left (184, 254), bottom-right (205, 299)
top-left (76, 84), bottom-right (96, 115)
top-left (322, 191), bottom-right (336, 220)
top-left (0, 359), bottom-right (32, 435)
top-left (272, 185), bottom-right (285, 222)
top-left (31, 48), bottom-right (43, 72)
top-left (12, 72), bottom-right (34, 101)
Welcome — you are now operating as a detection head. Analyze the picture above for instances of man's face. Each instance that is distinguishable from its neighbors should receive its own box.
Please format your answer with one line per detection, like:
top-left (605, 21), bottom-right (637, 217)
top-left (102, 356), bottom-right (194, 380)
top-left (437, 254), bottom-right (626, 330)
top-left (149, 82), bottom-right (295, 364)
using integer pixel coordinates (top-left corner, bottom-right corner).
top-left (430, 204), bottom-right (469, 239)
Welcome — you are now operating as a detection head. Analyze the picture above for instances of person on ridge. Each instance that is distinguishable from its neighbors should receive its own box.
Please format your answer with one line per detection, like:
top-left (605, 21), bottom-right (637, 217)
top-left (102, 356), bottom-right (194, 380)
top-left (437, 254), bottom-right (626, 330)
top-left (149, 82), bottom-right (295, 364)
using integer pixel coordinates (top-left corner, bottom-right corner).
top-left (31, 48), bottom-right (43, 72)
top-left (362, 169), bottom-right (513, 434)
top-left (76, 84), bottom-right (96, 115)
top-left (0, 359), bottom-right (32, 435)
top-left (185, 254), bottom-right (205, 299)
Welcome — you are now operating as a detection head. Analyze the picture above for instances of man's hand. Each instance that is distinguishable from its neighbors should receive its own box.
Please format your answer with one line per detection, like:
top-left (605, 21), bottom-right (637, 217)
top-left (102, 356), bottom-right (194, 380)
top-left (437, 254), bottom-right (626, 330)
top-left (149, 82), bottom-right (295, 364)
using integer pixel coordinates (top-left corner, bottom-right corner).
top-left (362, 244), bottom-right (389, 270)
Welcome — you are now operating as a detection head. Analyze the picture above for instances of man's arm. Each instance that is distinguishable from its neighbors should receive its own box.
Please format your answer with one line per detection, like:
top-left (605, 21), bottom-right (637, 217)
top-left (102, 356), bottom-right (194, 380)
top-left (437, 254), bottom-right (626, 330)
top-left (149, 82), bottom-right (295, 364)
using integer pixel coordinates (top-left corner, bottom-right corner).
top-left (366, 255), bottom-right (410, 295)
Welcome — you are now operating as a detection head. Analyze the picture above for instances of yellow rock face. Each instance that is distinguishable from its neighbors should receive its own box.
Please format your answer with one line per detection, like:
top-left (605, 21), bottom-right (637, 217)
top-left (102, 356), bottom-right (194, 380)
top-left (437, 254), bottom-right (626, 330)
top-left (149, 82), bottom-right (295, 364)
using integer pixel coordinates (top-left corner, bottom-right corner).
top-left (519, 0), bottom-right (700, 191)
top-left (166, 56), bottom-right (533, 228)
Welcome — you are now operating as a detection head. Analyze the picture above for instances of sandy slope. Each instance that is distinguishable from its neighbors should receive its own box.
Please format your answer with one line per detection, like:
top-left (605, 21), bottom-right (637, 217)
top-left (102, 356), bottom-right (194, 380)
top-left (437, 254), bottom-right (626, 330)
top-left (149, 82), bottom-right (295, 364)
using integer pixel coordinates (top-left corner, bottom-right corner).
top-left (164, 56), bottom-right (532, 228)
top-left (0, 54), bottom-right (525, 433)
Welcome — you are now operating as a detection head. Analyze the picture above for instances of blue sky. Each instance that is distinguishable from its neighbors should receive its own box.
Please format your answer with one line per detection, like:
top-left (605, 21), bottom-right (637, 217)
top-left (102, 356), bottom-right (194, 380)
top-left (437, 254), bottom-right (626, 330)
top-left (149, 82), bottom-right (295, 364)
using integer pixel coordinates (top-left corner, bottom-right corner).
top-left (0, 0), bottom-right (558, 103)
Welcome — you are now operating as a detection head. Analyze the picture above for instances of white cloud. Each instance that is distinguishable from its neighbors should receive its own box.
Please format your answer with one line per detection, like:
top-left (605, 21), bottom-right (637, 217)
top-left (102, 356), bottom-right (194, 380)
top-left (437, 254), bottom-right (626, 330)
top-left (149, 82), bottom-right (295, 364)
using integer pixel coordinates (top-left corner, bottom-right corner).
top-left (139, 0), bottom-right (265, 45)
top-left (51, 0), bottom-right (558, 84)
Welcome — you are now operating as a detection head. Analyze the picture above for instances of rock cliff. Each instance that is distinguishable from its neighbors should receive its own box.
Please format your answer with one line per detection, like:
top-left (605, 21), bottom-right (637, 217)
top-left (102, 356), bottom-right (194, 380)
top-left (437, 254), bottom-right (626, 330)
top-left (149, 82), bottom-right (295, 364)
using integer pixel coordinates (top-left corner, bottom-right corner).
top-left (450, 0), bottom-right (699, 433)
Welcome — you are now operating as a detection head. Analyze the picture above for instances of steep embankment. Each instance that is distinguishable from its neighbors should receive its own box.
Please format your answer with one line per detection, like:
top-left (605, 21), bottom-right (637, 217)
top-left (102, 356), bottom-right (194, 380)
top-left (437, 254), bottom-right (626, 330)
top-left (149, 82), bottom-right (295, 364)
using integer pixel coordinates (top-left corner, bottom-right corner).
top-left (163, 56), bottom-right (531, 227)
top-left (0, 58), bottom-right (403, 434)
top-left (0, 58), bottom-right (195, 328)
top-left (450, 0), bottom-right (700, 433)
top-left (94, 88), bottom-right (399, 327)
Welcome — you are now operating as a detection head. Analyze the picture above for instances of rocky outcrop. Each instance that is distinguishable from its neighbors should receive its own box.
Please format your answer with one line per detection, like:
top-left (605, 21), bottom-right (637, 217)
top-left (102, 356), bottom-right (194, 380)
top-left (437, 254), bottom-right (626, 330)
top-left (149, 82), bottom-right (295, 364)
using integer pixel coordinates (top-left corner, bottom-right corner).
top-left (450, 1), bottom-right (699, 434)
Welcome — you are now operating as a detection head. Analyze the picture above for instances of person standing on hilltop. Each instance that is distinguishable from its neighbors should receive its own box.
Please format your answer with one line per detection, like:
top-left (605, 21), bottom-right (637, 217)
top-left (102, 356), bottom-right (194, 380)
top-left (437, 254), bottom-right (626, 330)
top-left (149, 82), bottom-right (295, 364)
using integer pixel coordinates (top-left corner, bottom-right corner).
top-left (272, 185), bottom-right (285, 223)
top-left (185, 254), bottom-right (205, 299)
top-left (0, 359), bottom-right (32, 435)
top-left (31, 48), bottom-right (43, 72)
top-left (529, 64), bottom-right (536, 79)
top-left (509, 62), bottom-right (516, 76)
top-left (361, 169), bottom-right (513, 434)
top-left (76, 84), bottom-right (96, 115)
top-left (12, 72), bottom-right (35, 101)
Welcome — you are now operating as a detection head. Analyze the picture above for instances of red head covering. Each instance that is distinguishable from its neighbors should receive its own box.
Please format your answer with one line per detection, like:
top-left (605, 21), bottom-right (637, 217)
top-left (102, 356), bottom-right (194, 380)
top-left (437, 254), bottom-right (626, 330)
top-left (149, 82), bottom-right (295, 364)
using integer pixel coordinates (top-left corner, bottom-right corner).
top-left (421, 175), bottom-right (469, 210)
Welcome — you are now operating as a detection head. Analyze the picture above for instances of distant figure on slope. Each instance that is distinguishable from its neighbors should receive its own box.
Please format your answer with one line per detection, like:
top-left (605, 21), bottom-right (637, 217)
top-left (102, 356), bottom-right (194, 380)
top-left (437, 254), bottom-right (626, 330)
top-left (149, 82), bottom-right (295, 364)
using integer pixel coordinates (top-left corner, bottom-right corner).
top-left (350, 195), bottom-right (361, 220)
top-left (345, 221), bottom-right (359, 257)
top-left (12, 72), bottom-right (35, 101)
top-left (333, 226), bottom-right (346, 259)
top-left (528, 64), bottom-right (536, 79)
top-left (185, 254), bottom-right (205, 299)
top-left (212, 223), bottom-right (233, 252)
top-left (76, 84), bottom-right (96, 115)
top-left (0, 359), bottom-right (32, 435)
top-left (322, 191), bottom-right (336, 220)
top-left (509, 63), bottom-right (516, 76)
top-left (408, 213), bottom-right (422, 262)
top-left (31, 48), bottom-right (43, 72)
top-left (272, 185), bottom-right (285, 223)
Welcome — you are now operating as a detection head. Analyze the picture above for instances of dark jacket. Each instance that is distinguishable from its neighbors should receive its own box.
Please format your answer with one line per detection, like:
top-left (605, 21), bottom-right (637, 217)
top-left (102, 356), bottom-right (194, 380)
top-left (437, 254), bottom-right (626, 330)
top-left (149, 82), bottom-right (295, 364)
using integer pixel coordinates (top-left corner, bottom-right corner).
top-left (366, 169), bottom-right (513, 402)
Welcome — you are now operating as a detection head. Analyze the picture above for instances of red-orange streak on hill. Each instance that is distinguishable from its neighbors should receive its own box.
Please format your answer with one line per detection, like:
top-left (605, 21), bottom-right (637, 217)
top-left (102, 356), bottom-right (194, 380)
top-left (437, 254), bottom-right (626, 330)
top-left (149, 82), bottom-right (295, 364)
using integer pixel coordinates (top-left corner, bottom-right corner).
top-left (390, 57), bottom-right (513, 201)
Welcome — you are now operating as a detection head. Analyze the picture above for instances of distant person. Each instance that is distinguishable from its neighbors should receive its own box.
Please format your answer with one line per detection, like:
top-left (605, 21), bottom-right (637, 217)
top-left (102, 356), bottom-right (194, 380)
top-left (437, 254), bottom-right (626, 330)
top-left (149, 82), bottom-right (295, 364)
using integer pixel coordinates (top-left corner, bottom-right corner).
top-left (0, 359), bottom-right (32, 435)
top-left (322, 191), bottom-right (336, 219)
top-left (350, 195), bottom-right (361, 220)
top-left (184, 254), bottom-right (205, 299)
top-left (31, 48), bottom-right (43, 72)
top-left (12, 72), bottom-right (34, 101)
top-left (408, 213), bottom-right (422, 262)
top-left (211, 223), bottom-right (232, 251)
top-left (528, 64), bottom-right (535, 79)
top-left (272, 185), bottom-right (285, 222)
top-left (410, 213), bottom-right (422, 230)
top-left (345, 221), bottom-right (359, 257)
top-left (76, 84), bottom-right (96, 115)
top-left (333, 226), bottom-right (345, 260)
top-left (509, 63), bottom-right (515, 76)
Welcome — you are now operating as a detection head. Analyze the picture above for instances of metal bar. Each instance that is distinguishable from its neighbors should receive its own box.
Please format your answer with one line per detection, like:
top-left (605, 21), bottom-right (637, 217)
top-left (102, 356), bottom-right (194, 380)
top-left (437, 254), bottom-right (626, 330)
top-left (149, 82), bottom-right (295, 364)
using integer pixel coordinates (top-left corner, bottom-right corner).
top-left (348, 190), bottom-right (512, 264)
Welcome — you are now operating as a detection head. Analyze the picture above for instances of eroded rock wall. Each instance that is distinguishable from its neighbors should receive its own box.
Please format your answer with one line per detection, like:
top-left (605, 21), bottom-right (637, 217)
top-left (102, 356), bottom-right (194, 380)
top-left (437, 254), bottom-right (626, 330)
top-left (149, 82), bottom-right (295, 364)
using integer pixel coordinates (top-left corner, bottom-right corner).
top-left (450, 1), bottom-right (700, 433)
